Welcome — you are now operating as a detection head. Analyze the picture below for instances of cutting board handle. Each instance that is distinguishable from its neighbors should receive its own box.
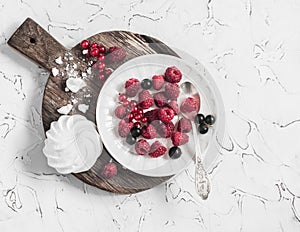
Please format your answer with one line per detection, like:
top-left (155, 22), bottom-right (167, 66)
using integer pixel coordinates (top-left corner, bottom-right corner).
top-left (8, 18), bottom-right (67, 71)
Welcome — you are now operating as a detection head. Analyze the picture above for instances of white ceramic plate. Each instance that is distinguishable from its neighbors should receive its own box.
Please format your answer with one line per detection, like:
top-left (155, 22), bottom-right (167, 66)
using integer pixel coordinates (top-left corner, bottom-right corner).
top-left (96, 54), bottom-right (224, 177)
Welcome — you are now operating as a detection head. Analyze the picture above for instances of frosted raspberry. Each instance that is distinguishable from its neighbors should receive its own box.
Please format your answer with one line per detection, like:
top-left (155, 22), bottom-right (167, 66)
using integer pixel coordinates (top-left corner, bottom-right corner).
top-left (135, 139), bottom-right (150, 155)
top-left (152, 75), bottom-right (165, 90)
top-left (118, 119), bottom-right (133, 137)
top-left (154, 92), bottom-right (168, 108)
top-left (158, 107), bottom-right (175, 124)
top-left (165, 83), bottom-right (180, 100)
top-left (125, 78), bottom-right (140, 97)
top-left (167, 101), bottom-right (179, 115)
top-left (108, 46), bottom-right (126, 63)
top-left (171, 132), bottom-right (189, 146)
top-left (165, 66), bottom-right (182, 83)
top-left (101, 163), bottom-right (117, 178)
top-left (177, 118), bottom-right (192, 133)
top-left (141, 124), bottom-right (157, 139)
top-left (138, 89), bottom-right (154, 109)
top-left (114, 105), bottom-right (127, 119)
top-left (157, 121), bottom-right (175, 138)
top-left (149, 141), bottom-right (167, 158)
top-left (180, 97), bottom-right (198, 114)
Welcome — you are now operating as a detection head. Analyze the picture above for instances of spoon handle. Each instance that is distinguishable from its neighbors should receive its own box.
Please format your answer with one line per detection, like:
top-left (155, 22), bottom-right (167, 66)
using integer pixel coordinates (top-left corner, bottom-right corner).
top-left (192, 123), bottom-right (210, 200)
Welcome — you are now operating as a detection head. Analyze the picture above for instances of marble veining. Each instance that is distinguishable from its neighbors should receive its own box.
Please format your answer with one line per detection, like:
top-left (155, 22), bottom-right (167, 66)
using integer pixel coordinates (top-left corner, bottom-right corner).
top-left (0, 0), bottom-right (300, 231)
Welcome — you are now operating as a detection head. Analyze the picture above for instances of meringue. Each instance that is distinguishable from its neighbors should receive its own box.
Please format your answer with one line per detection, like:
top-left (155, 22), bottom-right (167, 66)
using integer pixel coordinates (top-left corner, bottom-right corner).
top-left (66, 77), bottom-right (85, 93)
top-left (57, 103), bottom-right (72, 115)
top-left (43, 115), bottom-right (103, 174)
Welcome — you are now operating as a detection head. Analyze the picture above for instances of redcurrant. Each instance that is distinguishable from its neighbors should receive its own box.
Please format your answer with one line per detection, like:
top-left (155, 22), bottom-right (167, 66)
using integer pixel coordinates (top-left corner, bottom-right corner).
top-left (80, 40), bottom-right (90, 49)
top-left (98, 45), bottom-right (106, 53)
top-left (91, 42), bottom-right (98, 49)
top-left (90, 48), bottom-right (100, 57)
top-left (118, 93), bottom-right (127, 102)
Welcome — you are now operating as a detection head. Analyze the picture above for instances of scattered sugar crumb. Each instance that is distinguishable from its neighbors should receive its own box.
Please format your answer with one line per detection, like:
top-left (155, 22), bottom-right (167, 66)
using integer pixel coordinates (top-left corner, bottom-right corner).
top-left (86, 67), bottom-right (92, 75)
top-left (65, 87), bottom-right (69, 92)
top-left (73, 64), bottom-right (77, 69)
top-left (72, 98), bottom-right (78, 104)
top-left (78, 104), bottom-right (89, 113)
top-left (57, 104), bottom-right (72, 115)
top-left (81, 72), bottom-right (87, 78)
top-left (55, 56), bottom-right (63, 65)
top-left (52, 67), bottom-right (59, 77)
top-left (82, 49), bottom-right (88, 55)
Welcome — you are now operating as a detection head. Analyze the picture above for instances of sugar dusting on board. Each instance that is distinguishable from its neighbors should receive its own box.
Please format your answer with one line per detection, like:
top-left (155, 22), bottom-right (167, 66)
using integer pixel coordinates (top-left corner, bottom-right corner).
top-left (52, 52), bottom-right (93, 114)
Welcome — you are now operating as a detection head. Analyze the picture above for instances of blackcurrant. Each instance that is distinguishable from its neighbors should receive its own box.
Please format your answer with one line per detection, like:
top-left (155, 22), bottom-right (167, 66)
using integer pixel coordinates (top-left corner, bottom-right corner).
top-left (205, 115), bottom-right (215, 125)
top-left (126, 134), bottom-right (136, 145)
top-left (169, 146), bottom-right (182, 159)
top-left (195, 113), bottom-right (205, 124)
top-left (141, 79), bottom-right (152, 89)
top-left (198, 123), bottom-right (209, 134)
top-left (130, 127), bottom-right (142, 137)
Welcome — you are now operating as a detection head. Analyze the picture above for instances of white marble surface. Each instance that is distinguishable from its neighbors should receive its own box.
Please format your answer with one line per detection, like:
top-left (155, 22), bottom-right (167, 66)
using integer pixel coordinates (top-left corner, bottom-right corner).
top-left (0, 0), bottom-right (300, 231)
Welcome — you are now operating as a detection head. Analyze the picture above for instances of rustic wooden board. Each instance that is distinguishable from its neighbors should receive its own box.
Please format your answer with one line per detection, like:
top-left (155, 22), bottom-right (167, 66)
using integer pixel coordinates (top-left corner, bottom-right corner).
top-left (8, 18), bottom-right (179, 194)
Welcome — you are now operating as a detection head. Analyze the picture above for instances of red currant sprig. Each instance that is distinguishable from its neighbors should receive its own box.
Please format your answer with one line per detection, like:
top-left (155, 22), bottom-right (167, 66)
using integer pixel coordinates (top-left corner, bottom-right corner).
top-left (80, 39), bottom-right (127, 83)
top-left (117, 93), bottom-right (147, 125)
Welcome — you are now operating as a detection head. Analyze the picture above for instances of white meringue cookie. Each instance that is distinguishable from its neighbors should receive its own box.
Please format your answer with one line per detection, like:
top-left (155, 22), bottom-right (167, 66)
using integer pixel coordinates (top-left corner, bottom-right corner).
top-left (43, 115), bottom-right (102, 174)
top-left (66, 78), bottom-right (86, 93)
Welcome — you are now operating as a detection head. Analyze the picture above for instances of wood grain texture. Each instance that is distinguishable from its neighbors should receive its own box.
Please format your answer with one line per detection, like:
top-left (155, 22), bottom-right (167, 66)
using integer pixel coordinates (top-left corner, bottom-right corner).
top-left (8, 18), bottom-right (66, 71)
top-left (8, 18), bottom-right (179, 194)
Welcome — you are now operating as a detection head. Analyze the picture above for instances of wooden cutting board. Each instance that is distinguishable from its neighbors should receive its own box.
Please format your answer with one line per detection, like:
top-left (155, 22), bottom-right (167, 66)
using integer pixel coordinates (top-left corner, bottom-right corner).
top-left (8, 18), bottom-right (179, 194)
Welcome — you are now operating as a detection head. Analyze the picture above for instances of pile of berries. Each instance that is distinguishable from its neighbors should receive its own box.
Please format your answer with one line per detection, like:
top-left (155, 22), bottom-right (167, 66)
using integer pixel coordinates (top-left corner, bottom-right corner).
top-left (80, 40), bottom-right (127, 82)
top-left (195, 114), bottom-right (216, 134)
top-left (114, 66), bottom-right (196, 159)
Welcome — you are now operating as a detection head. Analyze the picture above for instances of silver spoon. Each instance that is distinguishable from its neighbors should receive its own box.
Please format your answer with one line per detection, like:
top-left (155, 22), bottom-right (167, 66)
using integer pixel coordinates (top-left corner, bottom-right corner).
top-left (180, 81), bottom-right (210, 200)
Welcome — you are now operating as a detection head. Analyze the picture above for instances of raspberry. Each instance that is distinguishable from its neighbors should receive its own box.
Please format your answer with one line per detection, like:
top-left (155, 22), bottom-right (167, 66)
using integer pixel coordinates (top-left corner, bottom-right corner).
top-left (149, 141), bottom-right (167, 158)
top-left (154, 92), bottom-right (168, 108)
top-left (180, 97), bottom-right (198, 114)
top-left (157, 121), bottom-right (175, 138)
top-left (177, 118), bottom-right (192, 133)
top-left (144, 109), bottom-right (160, 123)
top-left (101, 163), bottom-right (117, 178)
top-left (138, 90), bottom-right (154, 109)
top-left (167, 100), bottom-right (179, 115)
top-left (165, 66), bottom-right (182, 83)
top-left (171, 132), bottom-right (189, 146)
top-left (135, 139), bottom-right (150, 155)
top-left (108, 46), bottom-right (126, 63)
top-left (158, 107), bottom-right (175, 124)
top-left (152, 75), bottom-right (165, 90)
top-left (165, 83), bottom-right (180, 100)
top-left (125, 78), bottom-right (140, 97)
top-left (114, 105), bottom-right (127, 119)
top-left (141, 124), bottom-right (157, 139)
top-left (118, 119), bottom-right (133, 137)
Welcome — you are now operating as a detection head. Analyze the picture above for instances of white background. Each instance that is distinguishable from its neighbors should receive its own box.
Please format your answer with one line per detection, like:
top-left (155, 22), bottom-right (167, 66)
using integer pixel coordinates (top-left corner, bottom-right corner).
top-left (0, 0), bottom-right (300, 231)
